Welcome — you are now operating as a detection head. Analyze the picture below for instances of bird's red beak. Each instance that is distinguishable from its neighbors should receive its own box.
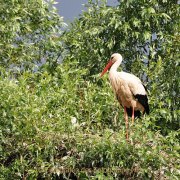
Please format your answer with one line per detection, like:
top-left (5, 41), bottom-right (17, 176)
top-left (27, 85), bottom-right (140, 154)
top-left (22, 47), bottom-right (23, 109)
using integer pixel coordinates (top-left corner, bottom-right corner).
top-left (100, 60), bottom-right (113, 77)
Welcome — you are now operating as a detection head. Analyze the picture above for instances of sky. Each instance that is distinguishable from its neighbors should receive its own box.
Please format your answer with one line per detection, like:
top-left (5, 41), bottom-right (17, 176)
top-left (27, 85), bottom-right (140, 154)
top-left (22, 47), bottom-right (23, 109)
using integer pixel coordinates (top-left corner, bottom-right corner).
top-left (55, 0), bottom-right (118, 22)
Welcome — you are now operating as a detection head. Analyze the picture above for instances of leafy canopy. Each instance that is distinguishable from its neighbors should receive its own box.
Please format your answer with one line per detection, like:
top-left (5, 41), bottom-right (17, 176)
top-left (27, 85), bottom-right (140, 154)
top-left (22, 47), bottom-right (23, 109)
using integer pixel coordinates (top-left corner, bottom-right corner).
top-left (63, 0), bottom-right (179, 132)
top-left (0, 0), bottom-right (179, 179)
top-left (0, 0), bottom-right (65, 72)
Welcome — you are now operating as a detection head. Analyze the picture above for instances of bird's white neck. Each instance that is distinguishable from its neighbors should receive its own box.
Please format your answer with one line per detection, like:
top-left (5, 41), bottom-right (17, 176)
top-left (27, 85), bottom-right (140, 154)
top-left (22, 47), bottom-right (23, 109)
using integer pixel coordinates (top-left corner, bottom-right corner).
top-left (109, 59), bottom-right (122, 93)
top-left (109, 59), bottom-right (122, 74)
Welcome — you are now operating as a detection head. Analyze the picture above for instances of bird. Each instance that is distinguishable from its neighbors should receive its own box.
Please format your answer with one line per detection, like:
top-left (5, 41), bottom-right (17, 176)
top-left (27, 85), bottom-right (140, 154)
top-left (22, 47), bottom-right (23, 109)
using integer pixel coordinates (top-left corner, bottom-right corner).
top-left (100, 53), bottom-right (149, 140)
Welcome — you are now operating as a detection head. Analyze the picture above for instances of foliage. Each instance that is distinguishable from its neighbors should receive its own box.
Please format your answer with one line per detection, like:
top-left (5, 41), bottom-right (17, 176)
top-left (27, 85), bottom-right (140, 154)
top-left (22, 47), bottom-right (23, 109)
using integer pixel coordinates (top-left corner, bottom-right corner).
top-left (0, 68), bottom-right (179, 179)
top-left (0, 0), bottom-right (65, 72)
top-left (0, 0), bottom-right (179, 179)
top-left (63, 0), bottom-right (179, 133)
top-left (63, 0), bottom-right (179, 74)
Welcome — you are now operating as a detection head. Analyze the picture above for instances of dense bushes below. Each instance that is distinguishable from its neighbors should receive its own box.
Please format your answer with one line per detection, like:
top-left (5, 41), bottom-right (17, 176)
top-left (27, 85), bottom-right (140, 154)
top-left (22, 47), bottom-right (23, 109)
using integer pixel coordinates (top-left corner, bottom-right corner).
top-left (0, 65), bottom-right (179, 179)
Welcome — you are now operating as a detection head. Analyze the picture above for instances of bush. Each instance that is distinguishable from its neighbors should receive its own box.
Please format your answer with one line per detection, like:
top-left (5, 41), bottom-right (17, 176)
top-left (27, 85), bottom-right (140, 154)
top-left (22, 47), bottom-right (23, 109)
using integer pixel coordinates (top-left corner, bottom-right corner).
top-left (0, 63), bottom-right (179, 179)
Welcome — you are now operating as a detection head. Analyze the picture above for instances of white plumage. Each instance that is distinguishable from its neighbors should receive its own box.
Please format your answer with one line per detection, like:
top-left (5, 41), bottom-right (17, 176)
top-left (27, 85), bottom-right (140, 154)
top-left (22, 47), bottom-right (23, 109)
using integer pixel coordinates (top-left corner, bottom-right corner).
top-left (101, 53), bottom-right (149, 140)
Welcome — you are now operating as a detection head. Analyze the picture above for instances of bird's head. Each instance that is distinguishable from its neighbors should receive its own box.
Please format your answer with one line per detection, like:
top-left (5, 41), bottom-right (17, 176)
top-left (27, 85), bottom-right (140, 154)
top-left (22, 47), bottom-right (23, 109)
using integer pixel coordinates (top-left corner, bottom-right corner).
top-left (100, 53), bottom-right (122, 77)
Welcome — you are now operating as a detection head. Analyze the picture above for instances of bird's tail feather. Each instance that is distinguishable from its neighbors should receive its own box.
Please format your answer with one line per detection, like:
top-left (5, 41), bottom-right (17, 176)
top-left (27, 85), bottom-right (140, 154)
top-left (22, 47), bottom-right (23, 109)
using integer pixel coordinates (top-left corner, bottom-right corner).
top-left (134, 94), bottom-right (150, 115)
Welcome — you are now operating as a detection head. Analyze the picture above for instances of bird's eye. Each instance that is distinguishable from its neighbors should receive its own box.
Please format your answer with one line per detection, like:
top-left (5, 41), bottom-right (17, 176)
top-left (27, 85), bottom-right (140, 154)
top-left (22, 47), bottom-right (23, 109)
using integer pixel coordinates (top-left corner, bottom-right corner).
top-left (111, 57), bottom-right (114, 60)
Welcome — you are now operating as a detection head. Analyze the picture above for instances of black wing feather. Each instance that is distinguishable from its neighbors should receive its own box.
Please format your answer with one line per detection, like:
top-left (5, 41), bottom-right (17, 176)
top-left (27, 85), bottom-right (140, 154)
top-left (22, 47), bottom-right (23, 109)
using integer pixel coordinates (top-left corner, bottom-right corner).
top-left (116, 93), bottom-right (143, 118)
top-left (126, 107), bottom-right (141, 118)
top-left (134, 94), bottom-right (149, 114)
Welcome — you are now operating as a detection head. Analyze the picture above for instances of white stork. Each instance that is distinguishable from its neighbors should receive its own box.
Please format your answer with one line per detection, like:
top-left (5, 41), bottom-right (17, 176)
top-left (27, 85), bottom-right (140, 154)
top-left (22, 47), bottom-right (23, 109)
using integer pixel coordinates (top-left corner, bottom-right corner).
top-left (100, 53), bottom-right (149, 140)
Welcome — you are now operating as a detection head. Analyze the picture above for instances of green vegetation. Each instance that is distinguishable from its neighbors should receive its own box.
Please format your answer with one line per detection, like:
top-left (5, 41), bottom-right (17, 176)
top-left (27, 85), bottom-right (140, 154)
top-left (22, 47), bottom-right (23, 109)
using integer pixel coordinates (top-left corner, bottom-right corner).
top-left (0, 0), bottom-right (179, 179)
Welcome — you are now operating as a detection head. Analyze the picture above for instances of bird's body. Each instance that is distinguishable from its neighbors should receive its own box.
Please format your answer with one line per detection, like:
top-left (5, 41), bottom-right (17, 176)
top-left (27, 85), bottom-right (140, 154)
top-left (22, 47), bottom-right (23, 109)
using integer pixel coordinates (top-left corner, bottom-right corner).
top-left (101, 53), bottom-right (149, 140)
top-left (109, 71), bottom-right (149, 116)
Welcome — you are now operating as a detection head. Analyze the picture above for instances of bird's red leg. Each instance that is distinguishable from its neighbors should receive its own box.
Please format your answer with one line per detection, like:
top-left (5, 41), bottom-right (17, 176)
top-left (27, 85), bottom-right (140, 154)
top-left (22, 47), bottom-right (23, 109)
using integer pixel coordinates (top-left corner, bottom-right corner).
top-left (132, 106), bottom-right (134, 124)
top-left (124, 106), bottom-right (129, 140)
